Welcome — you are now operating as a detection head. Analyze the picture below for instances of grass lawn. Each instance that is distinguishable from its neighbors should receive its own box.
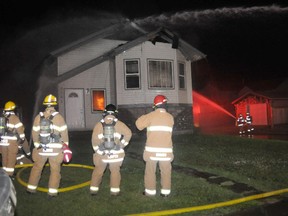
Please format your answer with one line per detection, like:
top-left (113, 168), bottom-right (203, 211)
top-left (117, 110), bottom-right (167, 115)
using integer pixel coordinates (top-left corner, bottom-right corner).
top-left (12, 132), bottom-right (288, 216)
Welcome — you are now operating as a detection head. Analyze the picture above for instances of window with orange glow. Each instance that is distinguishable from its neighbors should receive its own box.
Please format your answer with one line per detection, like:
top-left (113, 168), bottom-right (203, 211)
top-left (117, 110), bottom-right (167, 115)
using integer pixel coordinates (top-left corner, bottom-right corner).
top-left (92, 90), bottom-right (105, 111)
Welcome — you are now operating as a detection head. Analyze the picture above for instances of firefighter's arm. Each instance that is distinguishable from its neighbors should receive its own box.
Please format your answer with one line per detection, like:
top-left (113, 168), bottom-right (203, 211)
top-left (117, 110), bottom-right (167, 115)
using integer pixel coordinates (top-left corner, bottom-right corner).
top-left (32, 115), bottom-right (41, 148)
top-left (135, 114), bottom-right (149, 131)
top-left (11, 116), bottom-right (25, 144)
top-left (91, 122), bottom-right (104, 152)
top-left (55, 114), bottom-right (69, 145)
top-left (118, 121), bottom-right (132, 148)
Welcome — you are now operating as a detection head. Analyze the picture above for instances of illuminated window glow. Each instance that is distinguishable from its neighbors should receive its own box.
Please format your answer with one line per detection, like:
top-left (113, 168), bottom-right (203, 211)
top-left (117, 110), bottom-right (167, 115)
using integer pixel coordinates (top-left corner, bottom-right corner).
top-left (92, 90), bottom-right (105, 111)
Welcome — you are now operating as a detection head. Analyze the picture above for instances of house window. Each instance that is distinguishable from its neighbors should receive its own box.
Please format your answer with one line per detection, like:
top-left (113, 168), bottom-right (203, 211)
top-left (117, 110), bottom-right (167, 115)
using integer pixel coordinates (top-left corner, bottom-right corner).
top-left (92, 89), bottom-right (105, 111)
top-left (148, 59), bottom-right (173, 89)
top-left (125, 59), bottom-right (140, 89)
top-left (178, 63), bottom-right (186, 89)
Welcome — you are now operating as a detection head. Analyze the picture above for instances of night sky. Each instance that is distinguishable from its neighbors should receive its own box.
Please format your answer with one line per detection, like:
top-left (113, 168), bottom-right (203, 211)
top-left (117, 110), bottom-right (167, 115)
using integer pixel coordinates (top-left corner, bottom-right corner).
top-left (0, 0), bottom-right (288, 127)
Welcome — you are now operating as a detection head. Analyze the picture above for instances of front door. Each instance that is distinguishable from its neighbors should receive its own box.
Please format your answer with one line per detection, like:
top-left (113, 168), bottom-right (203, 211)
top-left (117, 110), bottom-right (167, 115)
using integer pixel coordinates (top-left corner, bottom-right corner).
top-left (65, 89), bottom-right (85, 130)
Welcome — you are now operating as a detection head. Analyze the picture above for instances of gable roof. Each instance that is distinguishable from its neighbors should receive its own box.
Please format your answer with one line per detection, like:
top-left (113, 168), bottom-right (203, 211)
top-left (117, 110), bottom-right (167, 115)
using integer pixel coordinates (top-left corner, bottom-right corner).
top-left (49, 20), bottom-right (206, 84)
top-left (232, 86), bottom-right (288, 105)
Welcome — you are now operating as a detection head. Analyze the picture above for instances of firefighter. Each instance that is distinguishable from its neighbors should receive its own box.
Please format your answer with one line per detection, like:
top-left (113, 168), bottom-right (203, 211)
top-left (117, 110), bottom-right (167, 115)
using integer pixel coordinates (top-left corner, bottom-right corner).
top-left (236, 113), bottom-right (245, 135)
top-left (26, 94), bottom-right (69, 197)
top-left (0, 101), bottom-right (26, 178)
top-left (135, 95), bottom-right (174, 197)
top-left (245, 112), bottom-right (254, 135)
top-left (16, 138), bottom-right (33, 165)
top-left (90, 104), bottom-right (132, 196)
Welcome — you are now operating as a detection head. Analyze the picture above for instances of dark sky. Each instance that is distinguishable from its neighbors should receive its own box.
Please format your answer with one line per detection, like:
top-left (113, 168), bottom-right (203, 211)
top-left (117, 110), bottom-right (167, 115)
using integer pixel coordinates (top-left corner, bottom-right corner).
top-left (0, 0), bottom-right (288, 125)
top-left (1, 0), bottom-right (288, 84)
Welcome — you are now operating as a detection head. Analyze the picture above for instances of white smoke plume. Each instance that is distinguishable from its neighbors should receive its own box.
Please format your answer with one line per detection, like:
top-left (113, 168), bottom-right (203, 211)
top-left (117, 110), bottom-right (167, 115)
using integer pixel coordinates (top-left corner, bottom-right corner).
top-left (134, 5), bottom-right (288, 28)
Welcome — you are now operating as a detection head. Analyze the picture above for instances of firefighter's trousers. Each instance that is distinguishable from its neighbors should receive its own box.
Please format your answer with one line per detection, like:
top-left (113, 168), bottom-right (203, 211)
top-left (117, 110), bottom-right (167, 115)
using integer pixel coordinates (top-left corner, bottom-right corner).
top-left (27, 148), bottom-right (63, 195)
top-left (1, 140), bottom-right (18, 176)
top-left (143, 151), bottom-right (174, 195)
top-left (238, 125), bottom-right (245, 134)
top-left (90, 152), bottom-right (124, 193)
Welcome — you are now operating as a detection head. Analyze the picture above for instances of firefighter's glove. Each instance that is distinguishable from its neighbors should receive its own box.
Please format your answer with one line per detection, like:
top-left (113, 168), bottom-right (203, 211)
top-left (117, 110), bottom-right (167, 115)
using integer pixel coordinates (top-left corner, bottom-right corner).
top-left (98, 143), bottom-right (106, 151)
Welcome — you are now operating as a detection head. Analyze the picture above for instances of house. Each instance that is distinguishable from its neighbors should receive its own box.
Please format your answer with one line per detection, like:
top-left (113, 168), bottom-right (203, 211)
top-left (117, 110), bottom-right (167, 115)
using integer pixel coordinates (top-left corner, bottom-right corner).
top-left (232, 82), bottom-right (288, 127)
top-left (36, 20), bottom-right (206, 133)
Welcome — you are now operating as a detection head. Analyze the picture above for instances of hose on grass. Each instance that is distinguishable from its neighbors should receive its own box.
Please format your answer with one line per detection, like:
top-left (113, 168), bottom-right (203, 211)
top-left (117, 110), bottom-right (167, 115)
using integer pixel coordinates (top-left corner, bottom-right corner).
top-left (15, 163), bottom-right (94, 192)
top-left (126, 188), bottom-right (288, 216)
top-left (14, 164), bottom-right (288, 215)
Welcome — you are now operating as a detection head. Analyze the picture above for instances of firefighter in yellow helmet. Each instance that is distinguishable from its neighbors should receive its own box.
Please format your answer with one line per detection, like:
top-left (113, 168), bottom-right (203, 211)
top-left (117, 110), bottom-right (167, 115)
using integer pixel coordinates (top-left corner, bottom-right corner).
top-left (90, 104), bottom-right (132, 196)
top-left (136, 95), bottom-right (174, 197)
top-left (27, 94), bottom-right (69, 197)
top-left (0, 101), bottom-right (26, 178)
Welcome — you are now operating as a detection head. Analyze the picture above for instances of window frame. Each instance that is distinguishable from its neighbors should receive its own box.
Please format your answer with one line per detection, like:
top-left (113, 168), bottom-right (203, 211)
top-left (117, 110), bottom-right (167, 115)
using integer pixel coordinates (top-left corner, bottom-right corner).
top-left (124, 59), bottom-right (141, 90)
top-left (147, 59), bottom-right (174, 90)
top-left (178, 62), bottom-right (186, 90)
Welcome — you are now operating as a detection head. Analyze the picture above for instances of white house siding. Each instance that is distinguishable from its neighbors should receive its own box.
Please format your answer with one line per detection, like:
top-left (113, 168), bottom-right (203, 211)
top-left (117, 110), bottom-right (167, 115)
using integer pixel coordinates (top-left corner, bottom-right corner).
top-left (57, 39), bottom-right (125, 76)
top-left (115, 41), bottom-right (194, 133)
top-left (58, 61), bottom-right (113, 130)
top-left (176, 49), bottom-right (192, 105)
top-left (116, 41), bottom-right (184, 106)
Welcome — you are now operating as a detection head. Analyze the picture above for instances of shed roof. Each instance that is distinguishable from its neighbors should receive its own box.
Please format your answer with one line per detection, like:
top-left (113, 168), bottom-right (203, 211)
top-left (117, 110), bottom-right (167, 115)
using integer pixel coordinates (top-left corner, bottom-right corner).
top-left (232, 85), bottom-right (288, 105)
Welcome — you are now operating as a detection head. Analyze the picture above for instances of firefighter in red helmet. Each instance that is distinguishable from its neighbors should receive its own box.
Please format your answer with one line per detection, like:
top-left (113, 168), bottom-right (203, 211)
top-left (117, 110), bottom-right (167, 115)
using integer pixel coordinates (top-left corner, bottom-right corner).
top-left (0, 101), bottom-right (26, 178)
top-left (27, 94), bottom-right (69, 197)
top-left (136, 95), bottom-right (174, 197)
top-left (90, 104), bottom-right (132, 196)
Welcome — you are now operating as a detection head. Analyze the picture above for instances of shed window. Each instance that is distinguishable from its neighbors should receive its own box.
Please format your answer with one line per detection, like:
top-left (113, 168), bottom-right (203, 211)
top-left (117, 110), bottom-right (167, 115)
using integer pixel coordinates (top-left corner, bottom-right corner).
top-left (92, 90), bottom-right (105, 111)
top-left (125, 59), bottom-right (140, 89)
top-left (148, 60), bottom-right (173, 89)
top-left (178, 63), bottom-right (186, 89)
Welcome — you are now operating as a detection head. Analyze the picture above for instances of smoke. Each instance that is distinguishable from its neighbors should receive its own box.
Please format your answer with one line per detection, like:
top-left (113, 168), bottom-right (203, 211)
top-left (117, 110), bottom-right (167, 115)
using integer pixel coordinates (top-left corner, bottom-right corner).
top-left (134, 5), bottom-right (288, 27)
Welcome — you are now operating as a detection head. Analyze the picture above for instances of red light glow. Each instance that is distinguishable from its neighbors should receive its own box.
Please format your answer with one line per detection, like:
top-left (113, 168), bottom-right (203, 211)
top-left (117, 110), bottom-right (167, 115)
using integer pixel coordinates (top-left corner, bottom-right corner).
top-left (193, 91), bottom-right (236, 119)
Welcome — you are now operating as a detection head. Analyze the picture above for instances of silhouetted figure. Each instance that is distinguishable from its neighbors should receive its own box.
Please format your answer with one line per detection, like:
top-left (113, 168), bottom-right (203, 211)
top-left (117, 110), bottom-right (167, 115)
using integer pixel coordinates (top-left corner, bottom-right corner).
top-left (236, 113), bottom-right (245, 135)
top-left (245, 112), bottom-right (254, 137)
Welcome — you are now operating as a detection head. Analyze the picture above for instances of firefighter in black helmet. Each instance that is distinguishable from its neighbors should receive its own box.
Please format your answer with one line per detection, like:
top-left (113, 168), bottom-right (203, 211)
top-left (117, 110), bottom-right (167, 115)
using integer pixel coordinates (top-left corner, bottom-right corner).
top-left (236, 113), bottom-right (245, 135)
top-left (90, 104), bottom-right (132, 196)
top-left (245, 112), bottom-right (254, 136)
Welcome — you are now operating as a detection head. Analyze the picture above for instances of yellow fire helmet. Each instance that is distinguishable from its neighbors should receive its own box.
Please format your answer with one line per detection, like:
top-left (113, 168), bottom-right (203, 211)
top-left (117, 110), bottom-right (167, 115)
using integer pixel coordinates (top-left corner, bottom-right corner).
top-left (4, 101), bottom-right (16, 111)
top-left (43, 94), bottom-right (57, 106)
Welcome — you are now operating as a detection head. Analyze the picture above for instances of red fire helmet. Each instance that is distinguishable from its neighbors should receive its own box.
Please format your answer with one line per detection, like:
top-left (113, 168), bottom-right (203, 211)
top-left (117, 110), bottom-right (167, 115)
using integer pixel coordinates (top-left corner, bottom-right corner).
top-left (154, 95), bottom-right (168, 106)
top-left (62, 143), bottom-right (72, 163)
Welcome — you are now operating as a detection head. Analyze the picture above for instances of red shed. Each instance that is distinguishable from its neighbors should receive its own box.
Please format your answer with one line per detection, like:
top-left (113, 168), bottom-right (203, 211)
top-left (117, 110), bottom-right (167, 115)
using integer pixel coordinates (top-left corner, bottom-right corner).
top-left (232, 85), bottom-right (288, 127)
